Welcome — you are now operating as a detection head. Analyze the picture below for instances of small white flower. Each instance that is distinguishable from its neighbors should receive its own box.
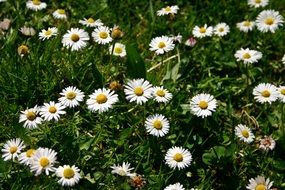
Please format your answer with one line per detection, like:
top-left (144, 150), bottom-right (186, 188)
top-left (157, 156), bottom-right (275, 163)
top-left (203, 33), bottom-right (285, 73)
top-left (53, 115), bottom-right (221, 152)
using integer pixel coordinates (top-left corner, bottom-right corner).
top-left (62, 28), bottom-right (90, 51)
top-left (1, 138), bottom-right (26, 161)
top-left (111, 162), bottom-right (134, 176)
top-left (164, 182), bottom-right (185, 190)
top-left (39, 101), bottom-right (66, 121)
top-left (185, 36), bottom-right (197, 47)
top-left (109, 42), bottom-right (126, 57)
top-left (170, 33), bottom-right (182, 43)
top-left (246, 176), bottom-right (273, 190)
top-left (282, 54), bottom-right (285, 64)
top-left (18, 148), bottom-right (36, 166)
top-left (214, 23), bottom-right (230, 37)
top-left (19, 26), bottom-right (36, 36)
top-left (58, 86), bottom-right (85, 108)
top-left (190, 93), bottom-right (217, 118)
top-left (79, 18), bottom-right (103, 27)
top-left (165, 146), bottom-right (192, 170)
top-left (235, 124), bottom-right (255, 143)
top-left (277, 86), bottom-right (285, 103)
top-left (192, 24), bottom-right (213, 38)
top-left (248, 0), bottom-right (269, 8)
top-left (259, 136), bottom-right (276, 151)
top-left (256, 10), bottom-right (284, 33)
top-left (56, 165), bottom-right (81, 186)
top-left (234, 48), bottom-right (262, 64)
top-left (92, 26), bottom-right (113, 45)
top-left (26, 0), bottom-right (47, 11)
top-left (253, 83), bottom-right (279, 104)
top-left (145, 114), bottom-right (170, 137)
top-left (149, 36), bottom-right (175, 55)
top-left (236, 21), bottom-right (255, 32)
top-left (157, 5), bottom-right (179, 16)
top-left (19, 105), bottom-right (43, 129)
top-left (53, 9), bottom-right (67, 20)
top-left (152, 86), bottom-right (172, 103)
top-left (39, 27), bottom-right (58, 40)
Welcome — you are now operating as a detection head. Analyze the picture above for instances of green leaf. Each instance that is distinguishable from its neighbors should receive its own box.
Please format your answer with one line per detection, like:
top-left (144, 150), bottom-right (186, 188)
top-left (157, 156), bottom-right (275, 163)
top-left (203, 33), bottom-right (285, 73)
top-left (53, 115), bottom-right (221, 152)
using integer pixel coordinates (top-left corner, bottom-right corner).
top-left (126, 43), bottom-right (146, 79)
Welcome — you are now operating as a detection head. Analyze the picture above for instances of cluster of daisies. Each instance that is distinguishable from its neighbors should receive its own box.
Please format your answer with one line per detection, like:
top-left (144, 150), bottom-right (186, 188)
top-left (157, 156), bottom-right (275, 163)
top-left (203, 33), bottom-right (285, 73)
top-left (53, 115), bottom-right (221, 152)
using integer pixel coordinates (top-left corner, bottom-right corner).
top-left (1, 138), bottom-right (81, 186)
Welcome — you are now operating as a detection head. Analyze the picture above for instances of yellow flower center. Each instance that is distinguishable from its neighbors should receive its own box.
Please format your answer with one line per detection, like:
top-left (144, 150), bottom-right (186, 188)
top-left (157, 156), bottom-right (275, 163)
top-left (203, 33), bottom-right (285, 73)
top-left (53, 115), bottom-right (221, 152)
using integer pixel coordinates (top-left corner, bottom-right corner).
top-left (49, 106), bottom-right (57, 113)
top-left (96, 94), bottom-right (108, 104)
top-left (218, 28), bottom-right (224, 32)
top-left (173, 153), bottom-right (183, 162)
top-left (255, 0), bottom-right (261, 3)
top-left (264, 17), bottom-right (274, 25)
top-left (243, 21), bottom-right (251, 27)
top-left (281, 89), bottom-right (285, 95)
top-left (70, 34), bottom-right (80, 42)
top-left (44, 30), bottom-right (52, 36)
top-left (32, 0), bottom-right (41, 5)
top-left (199, 27), bottom-right (206, 33)
top-left (26, 149), bottom-right (36, 157)
top-left (99, 32), bottom-right (108, 39)
top-left (57, 9), bottom-right (65, 15)
top-left (63, 168), bottom-right (75, 179)
top-left (118, 169), bottom-right (126, 176)
top-left (255, 184), bottom-right (266, 190)
top-left (165, 6), bottom-right (171, 12)
top-left (134, 87), bottom-right (144, 96)
top-left (158, 42), bottom-right (166, 48)
top-left (199, 101), bottom-right (208, 109)
top-left (241, 129), bottom-right (249, 138)
top-left (243, 53), bottom-right (251, 59)
top-left (9, 146), bottom-right (17, 154)
top-left (87, 18), bottom-right (95, 23)
top-left (114, 47), bottom-right (123, 54)
top-left (26, 111), bottom-right (36, 121)
top-left (39, 157), bottom-right (49, 167)
top-left (66, 91), bottom-right (76, 100)
top-left (156, 90), bottom-right (165, 97)
top-left (153, 120), bottom-right (162, 130)
top-left (261, 90), bottom-right (270, 97)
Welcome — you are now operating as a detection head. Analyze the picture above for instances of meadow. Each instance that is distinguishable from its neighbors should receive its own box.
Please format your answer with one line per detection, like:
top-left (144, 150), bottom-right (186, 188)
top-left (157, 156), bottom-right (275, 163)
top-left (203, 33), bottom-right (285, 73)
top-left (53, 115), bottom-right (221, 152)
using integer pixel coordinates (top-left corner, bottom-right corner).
top-left (0, 0), bottom-right (285, 189)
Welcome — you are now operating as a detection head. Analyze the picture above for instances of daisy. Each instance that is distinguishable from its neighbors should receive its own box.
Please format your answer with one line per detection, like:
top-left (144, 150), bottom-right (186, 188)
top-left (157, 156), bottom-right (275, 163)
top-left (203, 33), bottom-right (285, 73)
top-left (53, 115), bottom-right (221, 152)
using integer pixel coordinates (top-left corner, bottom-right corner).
top-left (17, 44), bottom-right (29, 57)
top-left (1, 138), bottom-right (26, 161)
top-left (124, 78), bottom-right (153, 105)
top-left (248, 0), bottom-right (269, 8)
top-left (164, 182), bottom-right (185, 190)
top-left (62, 28), bottom-right (90, 51)
top-left (79, 18), bottom-right (103, 27)
top-left (170, 33), bottom-right (182, 43)
top-left (185, 36), bottom-right (197, 47)
top-left (19, 105), bottom-right (43, 129)
top-left (149, 36), bottom-right (175, 55)
top-left (39, 101), bottom-right (66, 121)
top-left (86, 88), bottom-right (118, 113)
top-left (18, 148), bottom-right (36, 166)
top-left (111, 162), bottom-right (134, 176)
top-left (157, 5), bottom-right (179, 16)
top-left (253, 83), bottom-right (279, 104)
top-left (165, 146), bottom-right (192, 170)
top-left (277, 86), bottom-right (285, 103)
top-left (246, 176), bottom-right (273, 190)
top-left (236, 21), bottom-right (255, 32)
top-left (129, 174), bottom-right (146, 189)
top-left (0, 0), bottom-right (7, 2)
top-left (19, 26), bottom-right (36, 36)
top-left (53, 9), bottom-right (67, 20)
top-left (56, 165), bottom-right (81, 186)
top-left (109, 42), bottom-right (126, 57)
top-left (111, 25), bottom-right (124, 39)
top-left (235, 124), bottom-right (255, 143)
top-left (145, 114), bottom-right (170, 137)
top-left (92, 26), bottom-right (113, 44)
top-left (30, 147), bottom-right (57, 176)
top-left (192, 24), bottom-right (213, 38)
top-left (259, 136), bottom-right (276, 151)
top-left (39, 27), bottom-right (58, 40)
top-left (58, 86), bottom-right (85, 108)
top-left (26, 0), bottom-right (47, 11)
top-left (234, 48), bottom-right (262, 64)
top-left (152, 86), bottom-right (172, 103)
top-left (256, 10), bottom-right (284, 33)
top-left (190, 93), bottom-right (217, 118)
top-left (282, 54), bottom-right (285, 64)
top-left (214, 23), bottom-right (230, 37)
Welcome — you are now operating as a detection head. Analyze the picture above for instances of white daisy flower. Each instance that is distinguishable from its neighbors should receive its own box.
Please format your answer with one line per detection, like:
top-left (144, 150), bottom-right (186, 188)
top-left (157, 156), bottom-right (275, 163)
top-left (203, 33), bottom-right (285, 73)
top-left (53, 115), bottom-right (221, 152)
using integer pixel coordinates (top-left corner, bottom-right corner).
top-left (18, 148), bottom-right (36, 166)
top-left (256, 10), bottom-right (284, 33)
top-left (235, 124), bottom-right (255, 143)
top-left (164, 182), bottom-right (185, 190)
top-left (26, 0), bottom-right (47, 11)
top-left (59, 86), bottom-right (85, 108)
top-left (190, 93), bottom-right (217, 118)
top-left (86, 88), bottom-right (118, 113)
top-left (79, 18), bottom-right (103, 27)
top-left (185, 36), bottom-right (197, 47)
top-left (19, 26), bottom-right (36, 36)
top-left (0, 0), bottom-right (7, 2)
top-left (282, 54), bottom-right (285, 64)
top-left (248, 0), bottom-right (269, 8)
top-left (53, 9), bottom-right (67, 20)
top-left (236, 21), bottom-right (255, 32)
top-left (109, 42), bottom-right (126, 57)
top-left (124, 78), bottom-right (153, 105)
top-left (277, 86), bottom-right (285, 103)
top-left (192, 24), bottom-right (213, 38)
top-left (92, 26), bottom-right (113, 45)
top-left (1, 138), bottom-right (26, 161)
top-left (56, 165), bottom-right (81, 186)
top-left (30, 147), bottom-right (57, 176)
top-left (19, 105), bottom-right (43, 129)
top-left (259, 136), bottom-right (276, 151)
top-left (214, 23), bottom-right (230, 37)
top-left (170, 33), bottom-right (182, 43)
top-left (253, 83), bottom-right (279, 104)
top-left (62, 28), bottom-right (90, 51)
top-left (111, 162), bottom-right (134, 176)
top-left (149, 36), bottom-right (175, 55)
top-left (152, 86), bottom-right (172, 103)
top-left (246, 176), bottom-right (273, 190)
top-left (157, 5), bottom-right (179, 16)
top-left (39, 101), bottom-right (66, 121)
top-left (234, 48), bottom-right (262, 64)
top-left (165, 146), bottom-right (192, 170)
top-left (39, 27), bottom-right (58, 41)
top-left (145, 114), bottom-right (170, 137)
